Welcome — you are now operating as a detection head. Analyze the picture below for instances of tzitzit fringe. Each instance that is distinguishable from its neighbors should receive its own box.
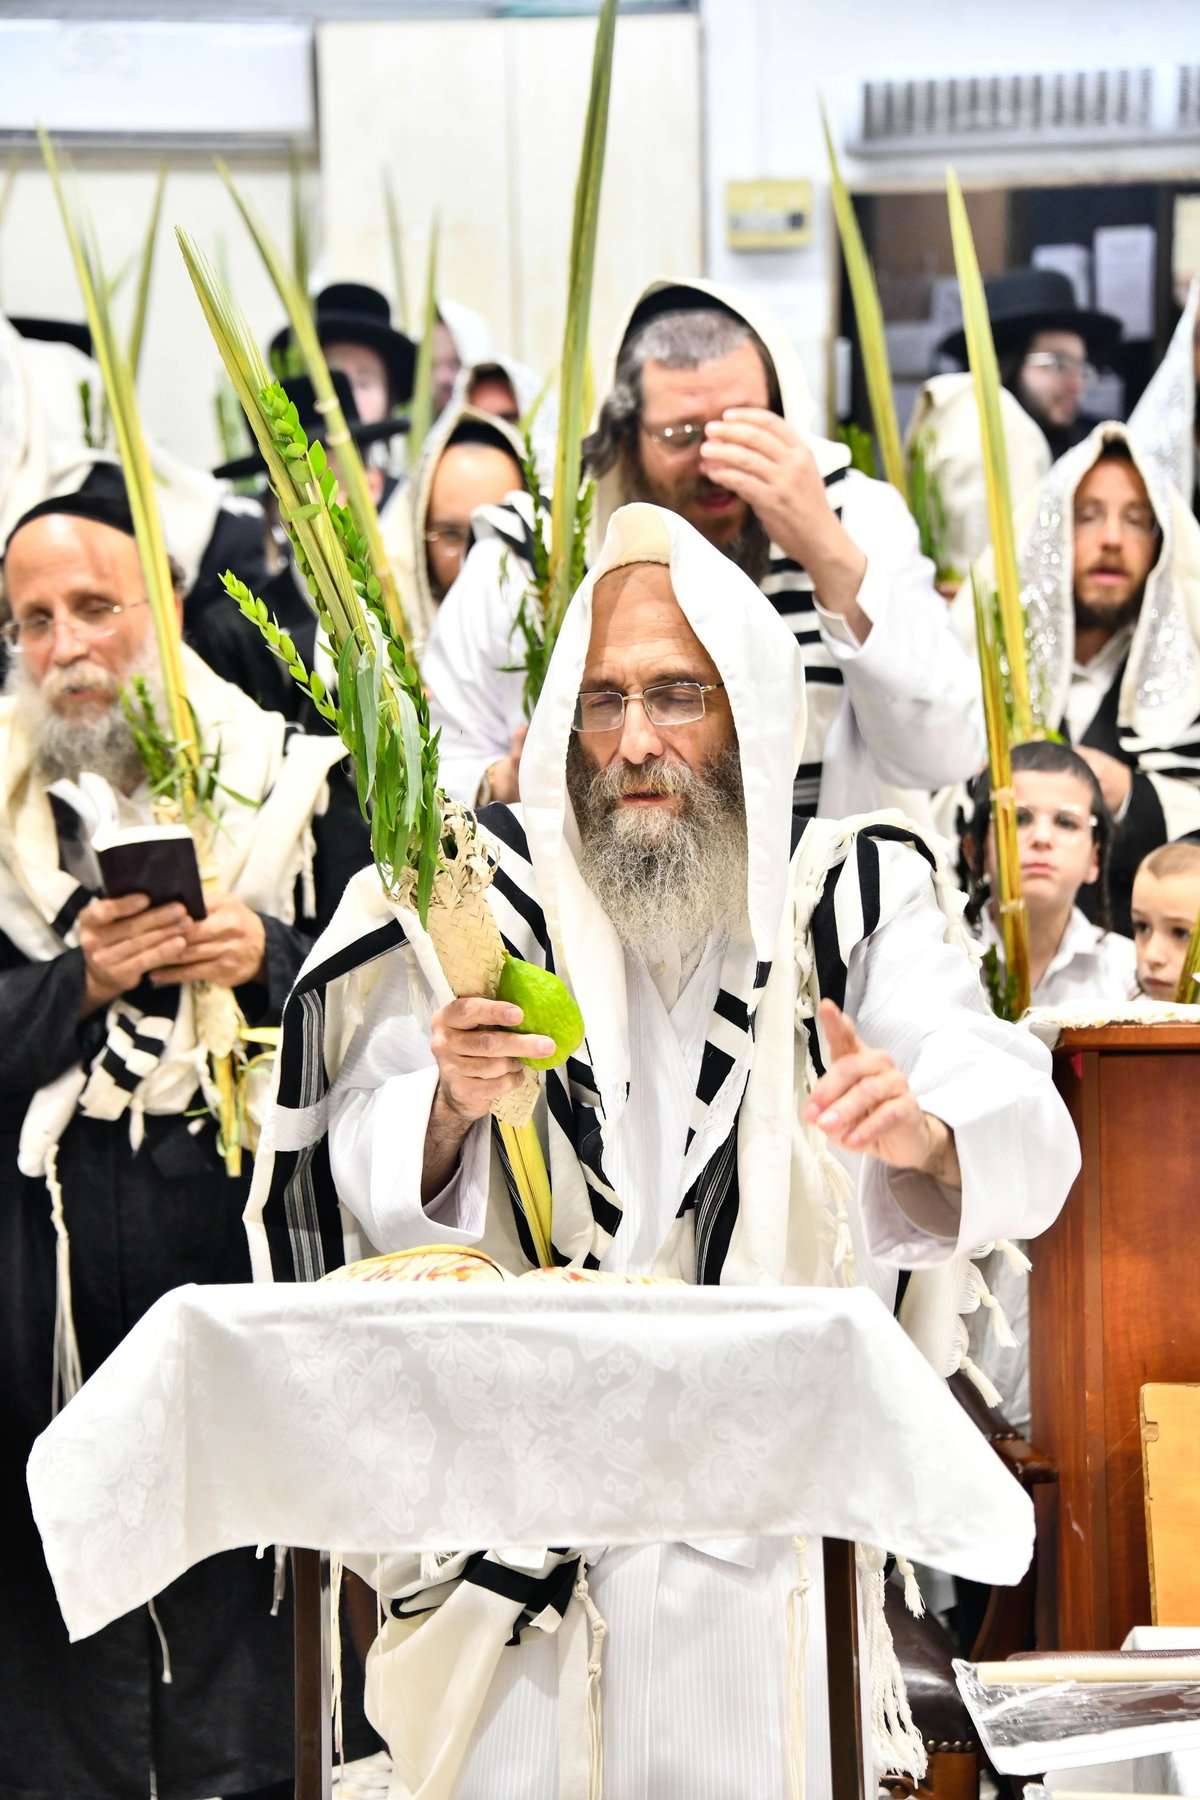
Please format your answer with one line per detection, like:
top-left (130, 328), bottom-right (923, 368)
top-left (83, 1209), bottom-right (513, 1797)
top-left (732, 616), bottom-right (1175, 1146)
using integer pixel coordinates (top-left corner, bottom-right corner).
top-left (330, 1553), bottom-right (346, 1766)
top-left (147, 1595), bottom-right (174, 1684)
top-left (786, 1535), bottom-right (814, 1800)
top-left (46, 1144), bottom-right (83, 1415)
top-left (858, 1546), bottom-right (927, 1783)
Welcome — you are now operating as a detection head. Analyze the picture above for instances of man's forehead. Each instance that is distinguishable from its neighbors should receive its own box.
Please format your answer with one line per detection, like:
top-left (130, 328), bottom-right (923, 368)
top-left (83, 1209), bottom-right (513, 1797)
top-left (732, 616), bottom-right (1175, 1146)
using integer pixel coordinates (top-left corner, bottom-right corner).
top-left (586, 561), bottom-right (716, 672)
top-left (1076, 453), bottom-right (1151, 505)
top-left (5, 513), bottom-right (140, 592)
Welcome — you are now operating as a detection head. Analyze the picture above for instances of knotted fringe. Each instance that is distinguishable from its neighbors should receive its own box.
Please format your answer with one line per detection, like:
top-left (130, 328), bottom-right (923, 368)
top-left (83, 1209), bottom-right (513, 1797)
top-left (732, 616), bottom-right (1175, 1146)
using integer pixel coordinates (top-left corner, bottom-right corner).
top-left (330, 1553), bottom-right (346, 1766)
top-left (558, 1568), bottom-right (607, 1800)
top-left (858, 1546), bottom-right (927, 1784)
top-left (270, 1543), bottom-right (288, 1616)
top-left (786, 1535), bottom-right (813, 1800)
top-left (994, 1236), bottom-right (1032, 1277)
top-left (952, 1316), bottom-right (1005, 1409)
top-left (147, 1595), bottom-right (174, 1684)
top-left (47, 1144), bottom-right (83, 1415)
top-left (892, 1554), bottom-right (925, 1619)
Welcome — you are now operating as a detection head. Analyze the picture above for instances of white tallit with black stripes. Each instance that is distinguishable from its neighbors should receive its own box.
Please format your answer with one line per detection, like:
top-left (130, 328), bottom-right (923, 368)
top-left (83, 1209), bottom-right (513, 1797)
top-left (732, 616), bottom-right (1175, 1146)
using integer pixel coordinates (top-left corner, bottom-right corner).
top-left (246, 505), bottom-right (1036, 1795)
top-left (0, 646), bottom-right (346, 1175)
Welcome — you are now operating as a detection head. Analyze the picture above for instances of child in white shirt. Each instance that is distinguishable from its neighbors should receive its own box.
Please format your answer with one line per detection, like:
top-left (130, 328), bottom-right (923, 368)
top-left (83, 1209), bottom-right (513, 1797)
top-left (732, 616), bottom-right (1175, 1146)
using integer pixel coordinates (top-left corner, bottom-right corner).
top-left (961, 739), bottom-right (1136, 1009)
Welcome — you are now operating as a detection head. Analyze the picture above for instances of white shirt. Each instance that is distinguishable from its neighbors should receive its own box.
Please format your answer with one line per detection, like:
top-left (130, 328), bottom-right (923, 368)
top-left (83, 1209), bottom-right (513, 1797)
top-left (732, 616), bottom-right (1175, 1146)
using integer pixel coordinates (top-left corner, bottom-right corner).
top-left (979, 906), bottom-right (1137, 1009)
top-left (422, 473), bottom-right (986, 817)
top-left (1065, 623), bottom-right (1134, 746)
top-left (327, 841), bottom-right (1077, 1798)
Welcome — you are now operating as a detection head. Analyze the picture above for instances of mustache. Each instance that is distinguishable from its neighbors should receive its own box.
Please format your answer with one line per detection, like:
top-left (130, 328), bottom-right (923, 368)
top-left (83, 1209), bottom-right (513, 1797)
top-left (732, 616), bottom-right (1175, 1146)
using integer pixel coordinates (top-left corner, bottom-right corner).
top-left (589, 757), bottom-right (698, 800)
top-left (40, 661), bottom-right (122, 705)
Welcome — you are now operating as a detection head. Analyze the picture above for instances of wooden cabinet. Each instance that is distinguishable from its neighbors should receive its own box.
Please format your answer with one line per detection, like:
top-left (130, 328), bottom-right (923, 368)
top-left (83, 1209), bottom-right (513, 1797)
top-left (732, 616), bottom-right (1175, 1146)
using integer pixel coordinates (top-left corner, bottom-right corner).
top-left (1032, 1024), bottom-right (1200, 1649)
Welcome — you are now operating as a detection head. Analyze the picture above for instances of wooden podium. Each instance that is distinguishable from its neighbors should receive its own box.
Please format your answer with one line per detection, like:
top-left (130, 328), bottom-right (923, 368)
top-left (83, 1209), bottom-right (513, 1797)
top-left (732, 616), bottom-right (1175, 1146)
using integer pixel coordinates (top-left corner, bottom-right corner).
top-left (1032, 1022), bottom-right (1200, 1650)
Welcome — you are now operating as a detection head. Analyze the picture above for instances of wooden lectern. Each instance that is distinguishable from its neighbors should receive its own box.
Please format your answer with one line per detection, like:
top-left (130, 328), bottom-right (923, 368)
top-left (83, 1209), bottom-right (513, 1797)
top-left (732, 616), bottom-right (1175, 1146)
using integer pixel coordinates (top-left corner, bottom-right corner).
top-left (1032, 1022), bottom-right (1200, 1650)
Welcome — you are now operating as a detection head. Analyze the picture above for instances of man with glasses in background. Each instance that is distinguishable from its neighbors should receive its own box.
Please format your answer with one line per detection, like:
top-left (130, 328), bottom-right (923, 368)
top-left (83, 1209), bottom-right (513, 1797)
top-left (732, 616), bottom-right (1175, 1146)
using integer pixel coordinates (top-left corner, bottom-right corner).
top-left (939, 266), bottom-right (1122, 463)
top-left (424, 279), bottom-right (985, 820)
top-left (907, 266), bottom-right (1124, 584)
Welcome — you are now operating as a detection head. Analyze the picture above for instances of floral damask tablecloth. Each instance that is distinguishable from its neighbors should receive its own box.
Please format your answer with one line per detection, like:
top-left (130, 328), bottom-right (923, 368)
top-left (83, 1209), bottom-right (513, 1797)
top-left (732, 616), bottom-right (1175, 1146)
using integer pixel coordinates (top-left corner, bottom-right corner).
top-left (28, 1280), bottom-right (1032, 1640)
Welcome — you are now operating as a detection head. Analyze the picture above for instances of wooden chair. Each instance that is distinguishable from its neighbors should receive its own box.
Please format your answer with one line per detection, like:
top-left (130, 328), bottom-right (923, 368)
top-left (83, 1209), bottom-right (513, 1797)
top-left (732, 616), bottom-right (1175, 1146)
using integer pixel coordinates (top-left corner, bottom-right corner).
top-left (1140, 1382), bottom-right (1200, 1625)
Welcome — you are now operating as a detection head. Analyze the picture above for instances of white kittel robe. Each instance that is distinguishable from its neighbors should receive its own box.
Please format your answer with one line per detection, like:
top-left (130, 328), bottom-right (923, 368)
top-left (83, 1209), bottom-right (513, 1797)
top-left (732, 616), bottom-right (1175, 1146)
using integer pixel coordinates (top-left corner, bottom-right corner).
top-left (323, 503), bottom-right (1078, 1797)
top-left (422, 275), bottom-right (985, 822)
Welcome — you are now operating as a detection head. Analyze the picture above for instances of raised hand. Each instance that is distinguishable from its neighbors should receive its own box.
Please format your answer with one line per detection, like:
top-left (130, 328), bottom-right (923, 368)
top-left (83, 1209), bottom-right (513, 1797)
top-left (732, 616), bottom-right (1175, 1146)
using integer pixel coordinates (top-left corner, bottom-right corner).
top-left (803, 999), bottom-right (960, 1185)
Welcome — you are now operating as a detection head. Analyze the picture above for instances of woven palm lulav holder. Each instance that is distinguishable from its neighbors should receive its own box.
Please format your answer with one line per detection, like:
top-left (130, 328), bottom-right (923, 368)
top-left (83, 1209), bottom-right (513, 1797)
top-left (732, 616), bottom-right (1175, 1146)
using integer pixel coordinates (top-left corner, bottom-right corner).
top-left (414, 811), bottom-right (539, 1129)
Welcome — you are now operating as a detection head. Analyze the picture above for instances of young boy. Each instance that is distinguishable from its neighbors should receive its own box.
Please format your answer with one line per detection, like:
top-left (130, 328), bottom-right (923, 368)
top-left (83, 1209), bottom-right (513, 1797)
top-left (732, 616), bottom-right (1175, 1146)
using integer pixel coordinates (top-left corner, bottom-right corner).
top-left (1130, 840), bottom-right (1200, 1001)
top-left (961, 739), bottom-right (1136, 1006)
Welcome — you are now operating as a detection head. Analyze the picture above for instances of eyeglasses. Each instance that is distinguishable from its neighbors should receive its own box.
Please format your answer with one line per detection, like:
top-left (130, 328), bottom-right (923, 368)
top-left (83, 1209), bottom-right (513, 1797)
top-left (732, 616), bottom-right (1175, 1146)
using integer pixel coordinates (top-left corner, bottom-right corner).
top-left (424, 525), bottom-right (472, 550)
top-left (572, 680), bottom-right (725, 734)
top-left (1014, 804), bottom-right (1097, 838)
top-left (1, 597), bottom-right (148, 650)
top-left (640, 421), bottom-right (710, 455)
top-left (1023, 351), bottom-right (1098, 383)
top-left (1072, 501), bottom-right (1159, 538)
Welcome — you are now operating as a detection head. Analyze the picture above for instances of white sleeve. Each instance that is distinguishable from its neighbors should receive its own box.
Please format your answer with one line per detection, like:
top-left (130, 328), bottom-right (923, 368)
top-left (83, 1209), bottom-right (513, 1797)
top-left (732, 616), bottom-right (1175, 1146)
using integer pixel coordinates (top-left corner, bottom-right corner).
top-left (820, 473), bottom-right (987, 789)
top-left (842, 840), bottom-right (1080, 1266)
top-left (326, 961), bottom-right (491, 1250)
top-left (423, 539), bottom-right (531, 805)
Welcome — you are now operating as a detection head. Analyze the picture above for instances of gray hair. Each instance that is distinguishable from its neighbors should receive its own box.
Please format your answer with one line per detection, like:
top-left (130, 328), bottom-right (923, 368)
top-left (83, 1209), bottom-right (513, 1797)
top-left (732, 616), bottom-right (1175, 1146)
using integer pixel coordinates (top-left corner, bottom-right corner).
top-left (582, 308), bottom-right (781, 479)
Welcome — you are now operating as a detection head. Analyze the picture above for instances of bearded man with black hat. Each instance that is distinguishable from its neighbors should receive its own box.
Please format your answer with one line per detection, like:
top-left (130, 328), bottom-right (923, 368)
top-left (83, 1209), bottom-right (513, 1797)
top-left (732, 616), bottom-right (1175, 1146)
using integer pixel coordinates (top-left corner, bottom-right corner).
top-left (424, 278), bottom-right (986, 820)
top-left (907, 268), bottom-right (1124, 579)
top-left (940, 266), bottom-right (1122, 462)
top-left (269, 280), bottom-right (416, 424)
top-left (0, 483), bottom-right (375, 1800)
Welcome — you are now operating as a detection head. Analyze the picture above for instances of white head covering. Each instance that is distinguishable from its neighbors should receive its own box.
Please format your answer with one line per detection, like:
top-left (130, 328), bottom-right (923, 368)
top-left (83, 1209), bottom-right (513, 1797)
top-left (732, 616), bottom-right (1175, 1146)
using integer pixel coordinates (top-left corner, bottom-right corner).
top-left (1019, 419), bottom-right (1200, 740)
top-left (518, 501), bottom-right (806, 1121)
top-left (382, 400), bottom-right (528, 640)
top-left (589, 277), bottom-right (850, 549)
top-left (1128, 276), bottom-right (1198, 508)
top-left (0, 314), bottom-right (250, 590)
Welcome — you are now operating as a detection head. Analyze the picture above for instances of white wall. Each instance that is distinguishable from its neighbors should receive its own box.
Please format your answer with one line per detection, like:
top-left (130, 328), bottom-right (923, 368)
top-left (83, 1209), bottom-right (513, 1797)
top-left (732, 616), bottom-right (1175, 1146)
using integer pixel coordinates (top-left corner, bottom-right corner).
top-left (317, 10), bottom-right (703, 384)
top-left (700, 0), bottom-right (1200, 426)
top-left (1, 160), bottom-right (306, 472)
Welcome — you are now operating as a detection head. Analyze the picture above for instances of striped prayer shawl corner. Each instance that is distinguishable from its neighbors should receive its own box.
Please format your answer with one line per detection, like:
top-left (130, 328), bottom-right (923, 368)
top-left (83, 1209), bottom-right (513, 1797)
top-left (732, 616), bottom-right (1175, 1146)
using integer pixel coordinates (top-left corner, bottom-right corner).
top-left (255, 805), bottom-right (937, 1294)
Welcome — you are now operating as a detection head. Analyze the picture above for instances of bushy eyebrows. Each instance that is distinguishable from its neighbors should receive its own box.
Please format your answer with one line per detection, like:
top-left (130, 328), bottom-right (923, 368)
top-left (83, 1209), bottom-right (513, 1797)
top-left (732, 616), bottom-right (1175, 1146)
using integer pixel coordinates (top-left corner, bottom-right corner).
top-left (579, 666), bottom-right (710, 692)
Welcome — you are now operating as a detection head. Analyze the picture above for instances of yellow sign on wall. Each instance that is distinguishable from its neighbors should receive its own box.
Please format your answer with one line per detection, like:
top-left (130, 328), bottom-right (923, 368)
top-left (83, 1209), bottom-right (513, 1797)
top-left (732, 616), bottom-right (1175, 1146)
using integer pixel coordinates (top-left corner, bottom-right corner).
top-left (726, 179), bottom-right (813, 251)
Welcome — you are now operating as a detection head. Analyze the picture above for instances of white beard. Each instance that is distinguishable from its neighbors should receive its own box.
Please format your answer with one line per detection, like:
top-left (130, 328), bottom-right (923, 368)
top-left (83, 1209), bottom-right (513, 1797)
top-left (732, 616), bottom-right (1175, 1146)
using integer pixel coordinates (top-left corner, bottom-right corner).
top-left (567, 741), bottom-right (749, 962)
top-left (6, 649), bottom-right (159, 793)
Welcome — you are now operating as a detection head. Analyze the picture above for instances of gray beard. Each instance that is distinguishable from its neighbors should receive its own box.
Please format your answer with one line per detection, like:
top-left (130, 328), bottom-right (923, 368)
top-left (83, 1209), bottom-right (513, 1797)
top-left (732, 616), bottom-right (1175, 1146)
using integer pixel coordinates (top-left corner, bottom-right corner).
top-left (6, 654), bottom-right (153, 793)
top-left (566, 738), bottom-right (749, 961)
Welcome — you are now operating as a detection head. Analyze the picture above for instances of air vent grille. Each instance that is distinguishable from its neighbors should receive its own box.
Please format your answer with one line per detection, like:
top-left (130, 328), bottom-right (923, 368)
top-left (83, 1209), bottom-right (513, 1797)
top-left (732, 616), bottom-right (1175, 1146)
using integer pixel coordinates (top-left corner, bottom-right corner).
top-left (859, 67), bottom-right (1163, 151)
top-left (1179, 65), bottom-right (1200, 131)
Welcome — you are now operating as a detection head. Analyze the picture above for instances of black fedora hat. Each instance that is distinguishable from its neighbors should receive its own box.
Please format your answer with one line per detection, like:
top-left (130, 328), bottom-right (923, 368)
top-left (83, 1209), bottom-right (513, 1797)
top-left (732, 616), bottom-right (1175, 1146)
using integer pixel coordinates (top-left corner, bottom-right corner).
top-left (269, 282), bottom-right (416, 406)
top-left (213, 367), bottom-right (409, 483)
top-left (10, 315), bottom-right (93, 358)
top-left (937, 267), bottom-right (1122, 367)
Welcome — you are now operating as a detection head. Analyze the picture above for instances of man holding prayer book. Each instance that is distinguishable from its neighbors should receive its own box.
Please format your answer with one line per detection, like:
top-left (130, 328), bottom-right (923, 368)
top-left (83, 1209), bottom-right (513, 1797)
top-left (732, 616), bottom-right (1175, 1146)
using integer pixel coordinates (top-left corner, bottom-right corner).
top-left (0, 487), bottom-right (375, 1800)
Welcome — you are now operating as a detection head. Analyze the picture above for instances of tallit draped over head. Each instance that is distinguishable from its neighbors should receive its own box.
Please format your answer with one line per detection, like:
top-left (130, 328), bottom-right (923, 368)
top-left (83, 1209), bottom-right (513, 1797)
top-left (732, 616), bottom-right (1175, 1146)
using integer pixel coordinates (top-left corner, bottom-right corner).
top-left (589, 277), bottom-right (850, 550)
top-left (1128, 276), bottom-right (1199, 510)
top-left (519, 501), bottom-right (808, 1136)
top-left (1018, 419), bottom-right (1200, 742)
top-left (383, 400), bottom-right (527, 642)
